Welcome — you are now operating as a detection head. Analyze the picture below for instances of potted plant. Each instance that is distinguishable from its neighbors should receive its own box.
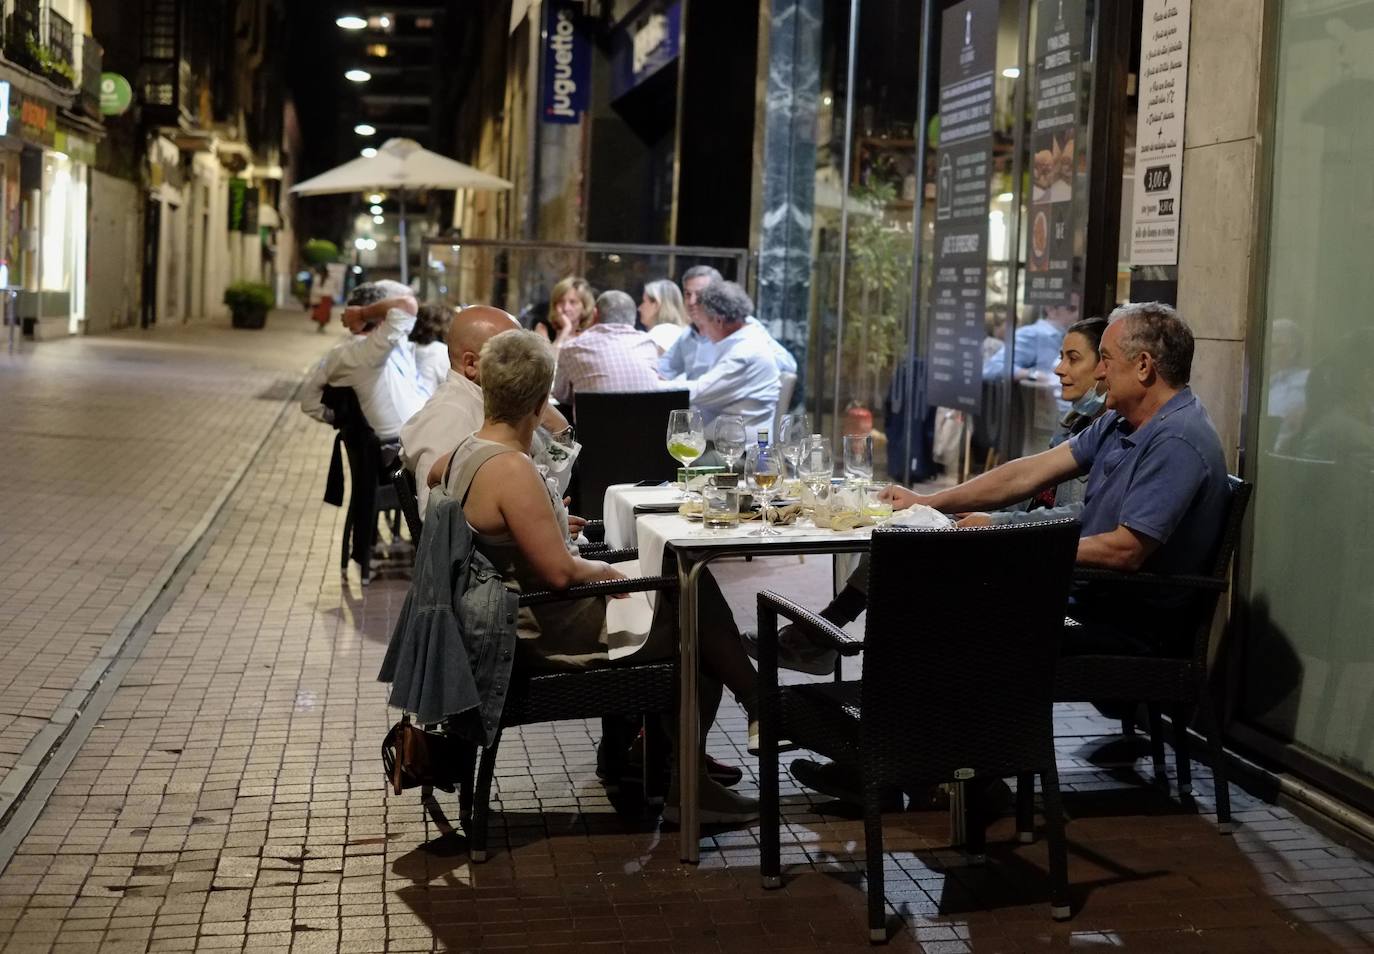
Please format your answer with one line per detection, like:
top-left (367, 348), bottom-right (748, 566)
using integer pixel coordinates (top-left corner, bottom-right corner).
top-left (302, 239), bottom-right (340, 267)
top-left (224, 282), bottom-right (275, 329)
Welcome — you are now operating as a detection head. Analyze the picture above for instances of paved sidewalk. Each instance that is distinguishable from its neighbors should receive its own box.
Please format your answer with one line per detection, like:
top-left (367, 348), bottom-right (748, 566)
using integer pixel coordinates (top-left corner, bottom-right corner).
top-left (0, 310), bottom-right (338, 800)
top-left (0, 321), bottom-right (1373, 952)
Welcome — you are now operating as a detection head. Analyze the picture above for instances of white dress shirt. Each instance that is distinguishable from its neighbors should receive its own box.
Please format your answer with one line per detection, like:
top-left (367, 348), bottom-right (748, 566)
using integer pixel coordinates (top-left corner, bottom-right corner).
top-left (400, 370), bottom-right (485, 512)
top-left (300, 333), bottom-right (366, 424)
top-left (688, 322), bottom-right (781, 436)
top-left (658, 317), bottom-right (796, 381)
top-left (324, 307), bottom-right (425, 441)
top-left (414, 340), bottom-right (451, 398)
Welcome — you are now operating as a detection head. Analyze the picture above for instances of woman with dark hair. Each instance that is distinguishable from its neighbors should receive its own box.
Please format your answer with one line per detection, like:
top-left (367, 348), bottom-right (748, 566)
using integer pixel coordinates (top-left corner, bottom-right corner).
top-left (409, 303), bottom-right (452, 397)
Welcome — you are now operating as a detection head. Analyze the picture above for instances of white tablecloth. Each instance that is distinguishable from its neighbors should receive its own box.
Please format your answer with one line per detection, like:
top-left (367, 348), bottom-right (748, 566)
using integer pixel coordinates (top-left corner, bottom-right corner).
top-left (602, 483), bottom-right (682, 549)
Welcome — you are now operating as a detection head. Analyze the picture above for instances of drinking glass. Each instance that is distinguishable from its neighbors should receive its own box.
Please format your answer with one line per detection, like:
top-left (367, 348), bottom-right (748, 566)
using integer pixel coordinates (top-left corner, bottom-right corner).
top-left (666, 409), bottom-right (706, 497)
top-left (702, 479), bottom-right (741, 530)
top-left (796, 434), bottom-right (833, 524)
top-left (842, 433), bottom-right (874, 486)
top-left (712, 415), bottom-right (748, 475)
top-left (779, 412), bottom-right (812, 493)
top-left (744, 441), bottom-right (783, 536)
top-left (862, 483), bottom-right (894, 522)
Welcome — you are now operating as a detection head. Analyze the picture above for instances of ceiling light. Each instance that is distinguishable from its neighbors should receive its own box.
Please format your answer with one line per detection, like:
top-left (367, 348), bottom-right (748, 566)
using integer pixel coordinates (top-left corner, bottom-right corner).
top-left (345, 69), bottom-right (372, 83)
top-left (369, 204), bottom-right (383, 214)
top-left (997, 192), bottom-right (1014, 202)
top-left (336, 15), bottom-right (366, 29)
top-left (361, 147), bottom-right (378, 158)
top-left (354, 123), bottom-right (376, 136)
top-left (366, 43), bottom-right (389, 57)
top-left (378, 15), bottom-right (392, 28)
top-left (373, 214), bottom-right (385, 224)
top-left (1002, 67), bottom-right (1021, 79)
top-left (367, 193), bottom-right (384, 203)
top-left (354, 237), bottom-right (368, 250)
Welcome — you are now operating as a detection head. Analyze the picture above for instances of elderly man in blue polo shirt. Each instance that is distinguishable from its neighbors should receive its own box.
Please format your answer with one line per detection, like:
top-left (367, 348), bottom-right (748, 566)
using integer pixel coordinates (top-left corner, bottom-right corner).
top-left (783, 301), bottom-right (1231, 804)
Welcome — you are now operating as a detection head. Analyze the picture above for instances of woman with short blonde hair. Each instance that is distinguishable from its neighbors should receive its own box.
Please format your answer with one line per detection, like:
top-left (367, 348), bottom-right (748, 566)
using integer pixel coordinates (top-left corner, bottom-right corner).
top-left (639, 279), bottom-right (688, 355)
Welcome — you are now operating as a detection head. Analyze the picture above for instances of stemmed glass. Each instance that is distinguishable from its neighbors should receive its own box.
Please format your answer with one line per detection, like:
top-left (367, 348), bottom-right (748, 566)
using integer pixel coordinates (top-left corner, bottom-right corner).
top-left (666, 409), bottom-right (706, 497)
top-left (842, 433), bottom-right (874, 486)
top-left (744, 440), bottom-right (783, 536)
top-left (779, 413), bottom-right (812, 494)
top-left (797, 434), bottom-right (833, 525)
top-left (712, 415), bottom-right (748, 476)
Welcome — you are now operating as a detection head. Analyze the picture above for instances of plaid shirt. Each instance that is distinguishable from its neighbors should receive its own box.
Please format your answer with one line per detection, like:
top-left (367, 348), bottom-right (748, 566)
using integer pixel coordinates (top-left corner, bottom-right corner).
top-left (552, 323), bottom-right (663, 403)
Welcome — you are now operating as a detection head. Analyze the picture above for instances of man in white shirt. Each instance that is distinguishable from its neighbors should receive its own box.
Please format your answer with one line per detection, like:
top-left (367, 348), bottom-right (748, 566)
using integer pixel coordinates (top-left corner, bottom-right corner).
top-left (552, 290), bottom-right (662, 404)
top-left (688, 280), bottom-right (781, 437)
top-left (659, 265), bottom-right (798, 381)
top-left (319, 280), bottom-right (425, 441)
top-left (300, 327), bottom-right (366, 425)
top-left (401, 305), bottom-right (570, 511)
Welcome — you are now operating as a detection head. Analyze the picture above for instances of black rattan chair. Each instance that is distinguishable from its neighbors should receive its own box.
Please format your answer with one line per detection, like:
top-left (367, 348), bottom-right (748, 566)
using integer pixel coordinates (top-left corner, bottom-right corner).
top-left (464, 548), bottom-right (677, 862)
top-left (571, 389), bottom-right (690, 519)
top-left (1032, 475), bottom-right (1253, 830)
top-left (757, 520), bottom-right (1082, 941)
top-left (324, 386), bottom-right (401, 584)
top-left (389, 460), bottom-right (424, 543)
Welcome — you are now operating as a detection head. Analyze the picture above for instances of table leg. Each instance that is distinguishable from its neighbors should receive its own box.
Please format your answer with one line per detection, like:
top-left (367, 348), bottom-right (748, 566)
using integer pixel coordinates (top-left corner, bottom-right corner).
top-left (677, 555), bottom-right (701, 862)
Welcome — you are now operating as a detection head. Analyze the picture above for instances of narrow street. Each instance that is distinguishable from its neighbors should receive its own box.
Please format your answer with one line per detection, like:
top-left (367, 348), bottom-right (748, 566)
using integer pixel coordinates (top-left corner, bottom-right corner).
top-left (0, 314), bottom-right (1372, 952)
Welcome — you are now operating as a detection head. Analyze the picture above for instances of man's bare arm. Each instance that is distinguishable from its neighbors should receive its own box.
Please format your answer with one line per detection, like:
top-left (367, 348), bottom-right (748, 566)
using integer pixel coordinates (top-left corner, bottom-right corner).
top-left (1076, 525), bottom-right (1159, 572)
top-left (540, 402), bottom-right (570, 434)
top-left (881, 442), bottom-right (1081, 513)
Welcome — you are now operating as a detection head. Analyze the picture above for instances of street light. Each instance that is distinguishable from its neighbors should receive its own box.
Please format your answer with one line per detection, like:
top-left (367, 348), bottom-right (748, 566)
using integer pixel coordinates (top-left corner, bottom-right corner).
top-left (361, 147), bottom-right (378, 158)
top-left (336, 15), bottom-right (366, 29)
top-left (367, 193), bottom-right (384, 204)
top-left (354, 123), bottom-right (376, 136)
top-left (345, 69), bottom-right (371, 83)
top-left (373, 214), bottom-right (385, 225)
top-left (369, 204), bottom-right (383, 215)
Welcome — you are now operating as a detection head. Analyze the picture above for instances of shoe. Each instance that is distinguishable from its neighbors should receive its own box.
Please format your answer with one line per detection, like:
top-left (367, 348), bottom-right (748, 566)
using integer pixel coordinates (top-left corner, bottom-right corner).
top-left (747, 719), bottom-right (795, 757)
top-left (741, 624), bottom-right (840, 676)
top-left (789, 758), bottom-right (903, 812)
top-left (706, 754), bottom-right (742, 788)
top-left (661, 775), bottom-right (760, 825)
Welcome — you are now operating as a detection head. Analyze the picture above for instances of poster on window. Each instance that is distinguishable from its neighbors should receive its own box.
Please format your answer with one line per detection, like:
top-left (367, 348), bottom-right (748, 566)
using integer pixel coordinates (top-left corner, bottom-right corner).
top-left (1129, 0), bottom-right (1190, 266)
top-left (1025, 0), bottom-right (1084, 306)
top-left (926, 0), bottom-right (998, 413)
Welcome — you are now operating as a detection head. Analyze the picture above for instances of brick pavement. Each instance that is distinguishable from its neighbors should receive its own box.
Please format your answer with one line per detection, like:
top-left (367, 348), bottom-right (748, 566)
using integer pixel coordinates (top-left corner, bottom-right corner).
top-left (0, 321), bottom-right (1373, 951)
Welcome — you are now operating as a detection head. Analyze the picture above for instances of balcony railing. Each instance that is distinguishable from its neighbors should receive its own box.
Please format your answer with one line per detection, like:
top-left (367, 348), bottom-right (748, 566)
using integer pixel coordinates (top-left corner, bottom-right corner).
top-left (3, 0), bottom-right (77, 90)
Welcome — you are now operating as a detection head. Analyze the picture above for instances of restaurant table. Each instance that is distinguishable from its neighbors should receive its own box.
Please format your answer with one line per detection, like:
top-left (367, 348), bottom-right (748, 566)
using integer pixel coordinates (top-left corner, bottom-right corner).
top-left (602, 482), bottom-right (681, 550)
top-left (628, 509), bottom-right (874, 863)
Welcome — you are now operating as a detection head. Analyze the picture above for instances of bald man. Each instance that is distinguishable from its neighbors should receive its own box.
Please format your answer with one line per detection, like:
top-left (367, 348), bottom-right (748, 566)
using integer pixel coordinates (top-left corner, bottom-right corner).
top-left (400, 305), bottom-right (568, 510)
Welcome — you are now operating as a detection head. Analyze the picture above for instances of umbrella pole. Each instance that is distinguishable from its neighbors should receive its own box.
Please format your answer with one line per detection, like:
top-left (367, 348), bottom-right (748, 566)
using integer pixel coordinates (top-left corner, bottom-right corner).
top-left (398, 188), bottom-right (409, 286)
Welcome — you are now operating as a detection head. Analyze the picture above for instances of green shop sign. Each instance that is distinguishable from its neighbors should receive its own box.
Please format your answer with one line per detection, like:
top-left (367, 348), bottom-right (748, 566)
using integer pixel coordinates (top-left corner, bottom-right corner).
top-left (99, 73), bottom-right (132, 116)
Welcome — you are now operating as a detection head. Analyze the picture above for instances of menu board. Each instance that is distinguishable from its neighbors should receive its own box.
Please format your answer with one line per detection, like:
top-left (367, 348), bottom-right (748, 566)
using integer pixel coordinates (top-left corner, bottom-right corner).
top-left (926, 0), bottom-right (998, 413)
top-left (1129, 0), bottom-right (1191, 266)
top-left (1025, 0), bottom-right (1084, 306)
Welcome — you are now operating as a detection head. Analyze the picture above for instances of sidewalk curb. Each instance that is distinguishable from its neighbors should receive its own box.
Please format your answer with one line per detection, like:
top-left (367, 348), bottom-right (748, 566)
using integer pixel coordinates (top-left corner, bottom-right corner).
top-left (0, 366), bottom-right (314, 872)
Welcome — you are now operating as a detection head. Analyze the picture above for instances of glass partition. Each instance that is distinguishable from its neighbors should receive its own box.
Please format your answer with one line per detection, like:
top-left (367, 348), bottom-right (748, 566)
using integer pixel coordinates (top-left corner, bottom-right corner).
top-left (1240, 0), bottom-right (1374, 790)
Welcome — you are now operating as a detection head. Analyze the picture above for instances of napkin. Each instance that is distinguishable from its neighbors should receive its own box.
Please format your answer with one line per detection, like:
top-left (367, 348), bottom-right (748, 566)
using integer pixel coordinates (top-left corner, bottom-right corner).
top-left (887, 504), bottom-right (955, 529)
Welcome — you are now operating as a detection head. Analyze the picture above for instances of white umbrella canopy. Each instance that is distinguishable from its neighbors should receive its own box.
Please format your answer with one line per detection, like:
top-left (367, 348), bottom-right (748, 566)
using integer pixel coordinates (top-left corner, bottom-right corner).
top-left (290, 138), bottom-right (512, 281)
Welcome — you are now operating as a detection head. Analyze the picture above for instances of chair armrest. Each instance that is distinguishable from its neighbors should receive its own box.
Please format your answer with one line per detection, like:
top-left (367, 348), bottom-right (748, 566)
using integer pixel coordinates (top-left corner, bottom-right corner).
top-left (757, 590), bottom-right (864, 657)
top-left (1073, 567), bottom-right (1228, 592)
top-left (596, 548), bottom-right (639, 564)
top-left (519, 575), bottom-right (675, 607)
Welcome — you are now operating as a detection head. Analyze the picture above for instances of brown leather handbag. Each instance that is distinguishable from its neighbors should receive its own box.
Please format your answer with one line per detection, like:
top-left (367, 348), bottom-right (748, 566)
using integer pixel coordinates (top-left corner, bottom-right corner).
top-left (381, 715), bottom-right (472, 795)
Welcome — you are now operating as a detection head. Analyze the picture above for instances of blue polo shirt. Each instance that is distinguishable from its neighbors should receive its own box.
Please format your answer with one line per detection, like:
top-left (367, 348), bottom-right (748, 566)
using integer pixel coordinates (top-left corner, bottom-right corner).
top-left (1069, 387), bottom-right (1230, 579)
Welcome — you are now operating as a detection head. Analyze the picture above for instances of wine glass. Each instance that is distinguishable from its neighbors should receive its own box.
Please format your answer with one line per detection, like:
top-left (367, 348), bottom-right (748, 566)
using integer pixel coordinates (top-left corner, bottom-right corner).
top-left (779, 413), bottom-right (812, 492)
top-left (842, 433), bottom-right (874, 486)
top-left (744, 440), bottom-right (783, 536)
top-left (666, 409), bottom-right (706, 497)
top-left (712, 415), bottom-right (748, 475)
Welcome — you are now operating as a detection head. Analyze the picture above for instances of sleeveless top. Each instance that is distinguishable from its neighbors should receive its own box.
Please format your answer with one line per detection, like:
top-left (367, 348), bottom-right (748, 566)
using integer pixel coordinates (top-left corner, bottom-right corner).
top-left (444, 435), bottom-right (610, 670)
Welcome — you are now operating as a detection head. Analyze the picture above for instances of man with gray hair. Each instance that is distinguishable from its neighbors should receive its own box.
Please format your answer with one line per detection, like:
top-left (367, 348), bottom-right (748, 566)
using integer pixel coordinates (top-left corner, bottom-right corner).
top-left (658, 265), bottom-right (797, 381)
top-left (551, 288), bottom-right (662, 404)
top-left (688, 280), bottom-right (781, 436)
top-left (300, 280), bottom-right (426, 441)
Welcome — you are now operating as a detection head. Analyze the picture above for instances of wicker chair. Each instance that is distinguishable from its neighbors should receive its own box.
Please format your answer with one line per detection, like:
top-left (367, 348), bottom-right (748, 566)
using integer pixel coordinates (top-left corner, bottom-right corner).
top-left (571, 389), bottom-right (690, 519)
top-left (323, 386), bottom-right (401, 584)
top-left (756, 521), bottom-right (1082, 941)
top-left (1029, 475), bottom-right (1254, 831)
top-left (464, 548), bottom-right (677, 862)
top-left (389, 460), bottom-right (424, 543)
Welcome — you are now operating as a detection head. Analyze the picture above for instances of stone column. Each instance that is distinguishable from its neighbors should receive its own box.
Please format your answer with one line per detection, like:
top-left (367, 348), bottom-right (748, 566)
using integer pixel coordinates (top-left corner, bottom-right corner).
top-left (754, 0), bottom-right (822, 394)
top-left (1175, 0), bottom-right (1267, 469)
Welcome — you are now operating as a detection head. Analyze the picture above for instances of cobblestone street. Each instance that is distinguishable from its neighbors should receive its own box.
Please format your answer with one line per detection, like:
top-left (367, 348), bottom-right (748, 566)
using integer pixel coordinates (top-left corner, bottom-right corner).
top-left (1, 315), bottom-right (1373, 952)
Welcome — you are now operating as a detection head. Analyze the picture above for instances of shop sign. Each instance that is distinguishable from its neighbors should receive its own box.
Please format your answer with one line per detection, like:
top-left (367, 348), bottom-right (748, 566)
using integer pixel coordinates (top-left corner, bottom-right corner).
top-left (1025, 0), bottom-right (1085, 306)
top-left (542, 0), bottom-right (589, 124)
top-left (1129, 0), bottom-right (1190, 266)
top-left (15, 94), bottom-right (56, 146)
top-left (53, 131), bottom-right (97, 165)
top-left (610, 1), bottom-right (680, 101)
top-left (926, 0), bottom-right (998, 413)
top-left (99, 73), bottom-right (133, 116)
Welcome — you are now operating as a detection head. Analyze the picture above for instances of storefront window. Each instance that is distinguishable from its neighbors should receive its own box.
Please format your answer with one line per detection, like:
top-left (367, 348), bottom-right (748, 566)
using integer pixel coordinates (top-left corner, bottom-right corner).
top-left (1242, 0), bottom-right (1374, 785)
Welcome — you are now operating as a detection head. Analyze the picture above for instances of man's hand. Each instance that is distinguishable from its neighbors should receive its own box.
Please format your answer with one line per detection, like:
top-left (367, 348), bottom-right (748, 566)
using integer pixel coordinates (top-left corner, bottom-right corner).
top-left (342, 306), bottom-right (367, 333)
top-left (878, 484), bottom-right (926, 511)
top-left (955, 512), bottom-right (993, 528)
top-left (588, 561), bottom-right (629, 598)
top-left (564, 501), bottom-right (587, 539)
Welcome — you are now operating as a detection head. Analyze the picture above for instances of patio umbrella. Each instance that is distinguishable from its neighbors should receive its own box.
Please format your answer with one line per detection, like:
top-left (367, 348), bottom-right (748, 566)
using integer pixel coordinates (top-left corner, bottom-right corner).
top-left (290, 137), bottom-right (513, 284)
